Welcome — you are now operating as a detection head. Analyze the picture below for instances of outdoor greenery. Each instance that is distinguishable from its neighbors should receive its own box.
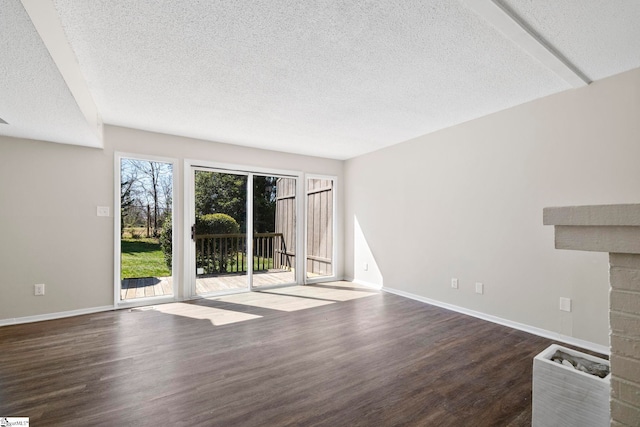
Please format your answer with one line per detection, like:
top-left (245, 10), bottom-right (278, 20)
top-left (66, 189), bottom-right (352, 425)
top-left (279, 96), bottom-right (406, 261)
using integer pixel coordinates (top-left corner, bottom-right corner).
top-left (121, 238), bottom-right (170, 280)
top-left (121, 159), bottom-right (172, 238)
top-left (122, 165), bottom-right (283, 280)
top-left (120, 158), bottom-right (173, 280)
top-left (194, 213), bottom-right (240, 235)
top-left (195, 172), bottom-right (247, 230)
top-left (194, 171), bottom-right (277, 233)
top-left (194, 213), bottom-right (240, 274)
top-left (210, 253), bottom-right (275, 274)
top-left (159, 213), bottom-right (172, 270)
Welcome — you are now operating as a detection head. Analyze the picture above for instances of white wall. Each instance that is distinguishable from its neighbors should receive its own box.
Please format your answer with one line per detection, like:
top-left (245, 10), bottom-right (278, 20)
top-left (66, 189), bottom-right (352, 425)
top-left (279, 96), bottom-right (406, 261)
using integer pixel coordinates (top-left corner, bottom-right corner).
top-left (3, 69), bottom-right (639, 347)
top-left (0, 126), bottom-right (343, 322)
top-left (344, 68), bottom-right (640, 347)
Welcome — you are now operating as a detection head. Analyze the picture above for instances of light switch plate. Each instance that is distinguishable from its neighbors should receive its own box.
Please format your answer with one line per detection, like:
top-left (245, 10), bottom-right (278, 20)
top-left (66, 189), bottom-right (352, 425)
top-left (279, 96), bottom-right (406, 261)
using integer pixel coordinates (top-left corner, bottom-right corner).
top-left (97, 206), bottom-right (110, 217)
top-left (559, 297), bottom-right (572, 312)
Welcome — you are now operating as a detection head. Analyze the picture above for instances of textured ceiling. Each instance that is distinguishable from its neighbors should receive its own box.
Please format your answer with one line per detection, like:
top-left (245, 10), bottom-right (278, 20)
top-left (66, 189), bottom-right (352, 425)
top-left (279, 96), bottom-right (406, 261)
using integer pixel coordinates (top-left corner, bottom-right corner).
top-left (0, 0), bottom-right (100, 147)
top-left (499, 0), bottom-right (640, 82)
top-left (2, 1), bottom-right (640, 159)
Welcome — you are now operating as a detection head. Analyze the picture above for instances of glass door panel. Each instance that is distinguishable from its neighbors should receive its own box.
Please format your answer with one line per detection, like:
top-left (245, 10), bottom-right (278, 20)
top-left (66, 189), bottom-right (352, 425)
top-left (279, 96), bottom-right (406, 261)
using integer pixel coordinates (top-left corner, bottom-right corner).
top-left (252, 175), bottom-right (296, 288)
top-left (193, 169), bottom-right (248, 295)
top-left (306, 178), bottom-right (334, 279)
top-left (119, 157), bottom-right (174, 301)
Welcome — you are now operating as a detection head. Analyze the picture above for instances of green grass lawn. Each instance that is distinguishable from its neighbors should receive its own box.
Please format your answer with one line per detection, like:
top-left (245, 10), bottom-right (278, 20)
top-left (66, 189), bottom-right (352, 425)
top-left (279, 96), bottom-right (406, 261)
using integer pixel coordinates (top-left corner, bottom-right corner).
top-left (232, 253), bottom-right (275, 272)
top-left (121, 238), bottom-right (170, 279)
top-left (219, 253), bottom-right (275, 273)
top-left (196, 253), bottom-right (279, 275)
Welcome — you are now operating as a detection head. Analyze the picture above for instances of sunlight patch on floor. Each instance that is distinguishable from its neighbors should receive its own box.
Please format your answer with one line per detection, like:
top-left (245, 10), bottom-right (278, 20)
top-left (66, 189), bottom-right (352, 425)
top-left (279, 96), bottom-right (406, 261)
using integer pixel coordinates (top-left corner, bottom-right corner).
top-left (135, 303), bottom-right (262, 326)
top-left (209, 290), bottom-right (334, 312)
top-left (266, 286), bottom-right (377, 302)
top-left (132, 282), bottom-right (379, 323)
top-left (209, 282), bottom-right (378, 310)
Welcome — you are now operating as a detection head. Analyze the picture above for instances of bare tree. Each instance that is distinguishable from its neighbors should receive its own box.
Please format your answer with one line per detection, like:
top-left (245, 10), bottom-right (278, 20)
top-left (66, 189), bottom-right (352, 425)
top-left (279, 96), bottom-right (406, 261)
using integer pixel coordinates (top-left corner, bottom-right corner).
top-left (121, 159), bottom-right (172, 237)
top-left (160, 172), bottom-right (172, 213)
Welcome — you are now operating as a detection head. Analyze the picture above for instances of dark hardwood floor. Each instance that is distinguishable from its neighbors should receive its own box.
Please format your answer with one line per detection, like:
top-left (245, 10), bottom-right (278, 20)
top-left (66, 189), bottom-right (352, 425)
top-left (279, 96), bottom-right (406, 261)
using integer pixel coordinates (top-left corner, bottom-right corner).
top-left (0, 283), bottom-right (569, 426)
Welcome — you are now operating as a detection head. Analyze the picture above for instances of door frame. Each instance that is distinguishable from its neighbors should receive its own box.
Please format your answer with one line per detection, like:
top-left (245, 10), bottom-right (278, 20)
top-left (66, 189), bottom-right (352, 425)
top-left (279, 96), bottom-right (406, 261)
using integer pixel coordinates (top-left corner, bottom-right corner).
top-left (184, 159), bottom-right (304, 297)
top-left (189, 166), bottom-right (251, 297)
top-left (113, 152), bottom-right (179, 308)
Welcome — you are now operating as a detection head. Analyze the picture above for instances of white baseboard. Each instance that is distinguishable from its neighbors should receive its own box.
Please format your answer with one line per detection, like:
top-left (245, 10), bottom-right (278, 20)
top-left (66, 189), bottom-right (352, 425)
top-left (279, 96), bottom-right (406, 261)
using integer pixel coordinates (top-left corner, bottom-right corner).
top-left (305, 275), bottom-right (344, 285)
top-left (116, 295), bottom-right (180, 309)
top-left (382, 286), bottom-right (610, 356)
top-left (351, 279), bottom-right (383, 290)
top-left (0, 305), bottom-right (115, 327)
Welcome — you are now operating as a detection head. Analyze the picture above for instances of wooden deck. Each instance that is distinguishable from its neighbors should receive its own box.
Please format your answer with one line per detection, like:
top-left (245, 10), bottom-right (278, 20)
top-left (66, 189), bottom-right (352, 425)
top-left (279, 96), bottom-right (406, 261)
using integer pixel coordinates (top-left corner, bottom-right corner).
top-left (0, 281), bottom-right (582, 426)
top-left (196, 269), bottom-right (295, 294)
top-left (120, 276), bottom-right (173, 300)
top-left (121, 270), bottom-right (295, 300)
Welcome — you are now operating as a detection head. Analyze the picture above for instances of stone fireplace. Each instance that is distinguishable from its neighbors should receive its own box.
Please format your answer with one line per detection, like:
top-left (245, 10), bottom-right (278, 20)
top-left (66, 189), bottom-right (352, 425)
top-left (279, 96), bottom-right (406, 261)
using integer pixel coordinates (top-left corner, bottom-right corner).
top-left (544, 204), bottom-right (640, 426)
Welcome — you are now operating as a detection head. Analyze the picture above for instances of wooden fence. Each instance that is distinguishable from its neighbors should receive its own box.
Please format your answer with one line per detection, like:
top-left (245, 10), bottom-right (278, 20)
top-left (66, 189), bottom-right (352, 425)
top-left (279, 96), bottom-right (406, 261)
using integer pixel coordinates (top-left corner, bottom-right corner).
top-left (306, 179), bottom-right (333, 276)
top-left (272, 177), bottom-right (334, 277)
top-left (275, 178), bottom-right (297, 270)
top-left (195, 233), bottom-right (291, 275)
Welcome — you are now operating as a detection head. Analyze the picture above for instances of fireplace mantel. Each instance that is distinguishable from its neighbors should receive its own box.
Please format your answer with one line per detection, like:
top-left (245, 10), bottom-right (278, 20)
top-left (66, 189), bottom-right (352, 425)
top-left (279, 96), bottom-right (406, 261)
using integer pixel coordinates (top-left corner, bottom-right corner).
top-left (544, 204), bottom-right (640, 254)
top-left (544, 203), bottom-right (640, 426)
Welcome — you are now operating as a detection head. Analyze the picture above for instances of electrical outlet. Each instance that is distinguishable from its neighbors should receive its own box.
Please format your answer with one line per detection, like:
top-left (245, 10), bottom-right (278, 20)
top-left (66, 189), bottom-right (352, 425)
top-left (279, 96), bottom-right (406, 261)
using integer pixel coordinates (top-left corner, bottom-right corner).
top-left (34, 283), bottom-right (45, 296)
top-left (475, 282), bottom-right (483, 294)
top-left (451, 278), bottom-right (459, 289)
top-left (559, 297), bottom-right (572, 312)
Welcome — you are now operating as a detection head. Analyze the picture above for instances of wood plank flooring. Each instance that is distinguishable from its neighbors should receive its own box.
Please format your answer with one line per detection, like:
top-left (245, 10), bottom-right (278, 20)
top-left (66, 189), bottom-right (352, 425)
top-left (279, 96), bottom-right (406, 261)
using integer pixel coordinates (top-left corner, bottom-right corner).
top-left (0, 282), bottom-right (582, 426)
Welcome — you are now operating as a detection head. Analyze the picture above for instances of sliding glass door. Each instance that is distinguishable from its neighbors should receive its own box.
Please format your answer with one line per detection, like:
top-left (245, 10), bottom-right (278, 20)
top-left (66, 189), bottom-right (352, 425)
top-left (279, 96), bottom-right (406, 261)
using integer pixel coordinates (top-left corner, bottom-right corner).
top-left (193, 169), bottom-right (249, 295)
top-left (252, 175), bottom-right (296, 288)
top-left (306, 177), bottom-right (335, 281)
top-left (190, 167), bottom-right (298, 296)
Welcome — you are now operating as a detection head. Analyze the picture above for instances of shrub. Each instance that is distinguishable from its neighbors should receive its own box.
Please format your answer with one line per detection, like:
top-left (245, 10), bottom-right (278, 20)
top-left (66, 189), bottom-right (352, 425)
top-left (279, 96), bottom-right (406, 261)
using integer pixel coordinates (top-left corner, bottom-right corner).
top-left (195, 213), bottom-right (240, 235)
top-left (195, 214), bottom-right (240, 274)
top-left (159, 213), bottom-right (241, 274)
top-left (159, 213), bottom-right (173, 270)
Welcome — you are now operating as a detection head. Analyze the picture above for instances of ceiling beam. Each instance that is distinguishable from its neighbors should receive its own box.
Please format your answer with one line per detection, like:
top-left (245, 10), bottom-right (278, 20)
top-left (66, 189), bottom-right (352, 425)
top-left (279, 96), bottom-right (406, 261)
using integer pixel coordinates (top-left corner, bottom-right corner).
top-left (20, 0), bottom-right (103, 147)
top-left (461, 0), bottom-right (590, 88)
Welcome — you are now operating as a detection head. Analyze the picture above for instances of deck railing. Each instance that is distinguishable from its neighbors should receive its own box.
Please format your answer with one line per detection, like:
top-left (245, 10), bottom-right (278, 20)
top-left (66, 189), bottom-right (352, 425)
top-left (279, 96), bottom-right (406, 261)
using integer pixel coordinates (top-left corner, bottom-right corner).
top-left (195, 233), bottom-right (293, 275)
